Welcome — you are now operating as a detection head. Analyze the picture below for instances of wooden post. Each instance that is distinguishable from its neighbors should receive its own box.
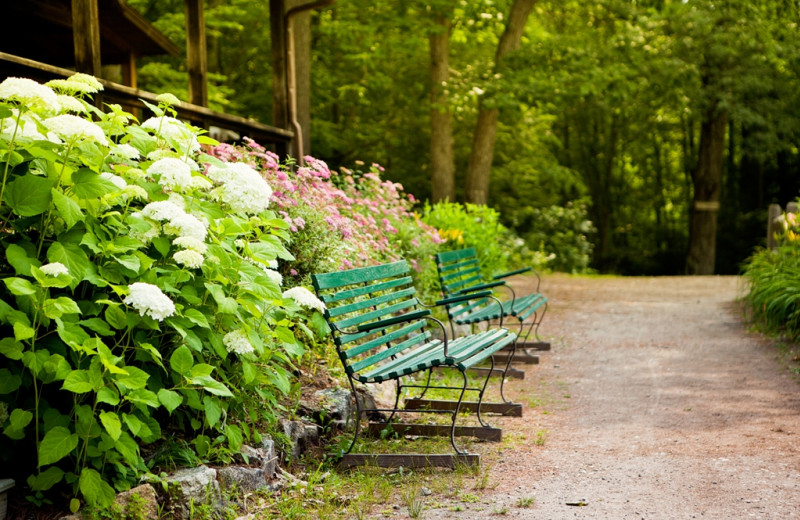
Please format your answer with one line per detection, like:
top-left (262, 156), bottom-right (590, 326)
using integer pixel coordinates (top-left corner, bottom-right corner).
top-left (767, 203), bottom-right (781, 249)
top-left (185, 0), bottom-right (208, 108)
top-left (270, 0), bottom-right (289, 130)
top-left (72, 0), bottom-right (102, 77)
top-left (270, 0), bottom-right (289, 157)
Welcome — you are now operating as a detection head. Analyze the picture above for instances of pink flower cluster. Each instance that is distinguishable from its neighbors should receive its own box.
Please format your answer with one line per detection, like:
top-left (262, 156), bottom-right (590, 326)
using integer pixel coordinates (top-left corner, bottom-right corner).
top-left (207, 139), bottom-right (442, 270)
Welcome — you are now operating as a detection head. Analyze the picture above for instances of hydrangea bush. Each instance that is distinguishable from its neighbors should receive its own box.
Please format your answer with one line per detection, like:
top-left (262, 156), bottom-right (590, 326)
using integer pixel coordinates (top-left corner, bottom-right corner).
top-left (0, 75), bottom-right (325, 510)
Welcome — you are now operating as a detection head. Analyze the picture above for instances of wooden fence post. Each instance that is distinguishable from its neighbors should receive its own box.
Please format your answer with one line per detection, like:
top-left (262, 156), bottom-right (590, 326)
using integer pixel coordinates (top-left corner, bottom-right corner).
top-left (767, 203), bottom-right (782, 249)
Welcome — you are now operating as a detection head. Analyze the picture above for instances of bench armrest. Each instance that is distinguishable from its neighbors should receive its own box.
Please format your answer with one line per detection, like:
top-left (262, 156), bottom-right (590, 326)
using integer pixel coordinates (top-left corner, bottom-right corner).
top-left (492, 267), bottom-right (532, 279)
top-left (433, 290), bottom-right (492, 307)
top-left (356, 309), bottom-right (432, 332)
top-left (454, 280), bottom-right (506, 294)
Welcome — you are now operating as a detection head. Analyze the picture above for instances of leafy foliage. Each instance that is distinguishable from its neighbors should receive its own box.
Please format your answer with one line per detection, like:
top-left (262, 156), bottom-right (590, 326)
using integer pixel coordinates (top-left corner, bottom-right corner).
top-left (743, 207), bottom-right (800, 339)
top-left (0, 76), bottom-right (320, 509)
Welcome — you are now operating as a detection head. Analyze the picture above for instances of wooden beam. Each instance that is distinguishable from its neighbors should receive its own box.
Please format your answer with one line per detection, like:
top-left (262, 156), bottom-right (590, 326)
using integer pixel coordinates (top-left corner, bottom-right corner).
top-left (470, 366), bottom-right (525, 379)
top-left (339, 453), bottom-right (479, 469)
top-left (366, 422), bottom-right (502, 442)
top-left (185, 0), bottom-right (208, 107)
top-left (72, 0), bottom-right (102, 76)
top-left (404, 399), bottom-right (523, 417)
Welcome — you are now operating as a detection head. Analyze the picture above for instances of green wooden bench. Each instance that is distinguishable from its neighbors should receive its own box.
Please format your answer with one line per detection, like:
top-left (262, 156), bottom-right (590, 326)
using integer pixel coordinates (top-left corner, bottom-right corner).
top-left (435, 248), bottom-right (549, 366)
top-left (312, 260), bottom-right (518, 469)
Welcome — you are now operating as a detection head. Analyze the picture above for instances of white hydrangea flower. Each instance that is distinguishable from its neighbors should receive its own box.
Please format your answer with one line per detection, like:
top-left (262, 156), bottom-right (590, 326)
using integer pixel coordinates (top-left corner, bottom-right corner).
top-left (120, 167), bottom-right (146, 182)
top-left (56, 95), bottom-right (86, 114)
top-left (142, 200), bottom-right (184, 221)
top-left (68, 73), bottom-right (103, 92)
top-left (172, 236), bottom-right (207, 254)
top-left (173, 249), bottom-right (204, 269)
top-left (128, 217), bottom-right (160, 243)
top-left (209, 163), bottom-right (272, 214)
top-left (0, 77), bottom-right (60, 112)
top-left (263, 268), bottom-right (283, 287)
top-left (156, 93), bottom-right (181, 106)
top-left (122, 185), bottom-right (148, 201)
top-left (165, 213), bottom-right (207, 242)
top-left (110, 143), bottom-right (140, 160)
top-left (100, 172), bottom-right (127, 189)
top-left (190, 176), bottom-right (213, 191)
top-left (141, 116), bottom-right (200, 154)
top-left (282, 287), bottom-right (326, 312)
top-left (0, 112), bottom-right (48, 141)
top-left (206, 164), bottom-right (235, 184)
top-left (148, 157), bottom-right (193, 190)
top-left (40, 262), bottom-right (69, 277)
top-left (123, 282), bottom-right (175, 321)
top-left (223, 329), bottom-right (254, 355)
top-left (267, 259), bottom-right (279, 269)
top-left (44, 114), bottom-right (108, 146)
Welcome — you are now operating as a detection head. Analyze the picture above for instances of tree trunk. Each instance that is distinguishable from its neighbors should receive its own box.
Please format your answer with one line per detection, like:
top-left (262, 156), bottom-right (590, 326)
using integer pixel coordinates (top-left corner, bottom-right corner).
top-left (686, 102), bottom-right (728, 275)
top-left (464, 0), bottom-right (536, 204)
top-left (430, 15), bottom-right (455, 203)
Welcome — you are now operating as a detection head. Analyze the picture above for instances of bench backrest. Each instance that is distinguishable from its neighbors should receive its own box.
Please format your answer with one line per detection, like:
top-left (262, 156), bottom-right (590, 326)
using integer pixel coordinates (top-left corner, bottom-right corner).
top-left (434, 247), bottom-right (494, 321)
top-left (435, 247), bottom-right (485, 296)
top-left (311, 260), bottom-right (435, 382)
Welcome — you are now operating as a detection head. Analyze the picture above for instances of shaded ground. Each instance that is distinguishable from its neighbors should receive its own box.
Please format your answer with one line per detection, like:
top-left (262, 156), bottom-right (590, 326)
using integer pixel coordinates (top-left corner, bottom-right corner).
top-left (425, 275), bottom-right (800, 519)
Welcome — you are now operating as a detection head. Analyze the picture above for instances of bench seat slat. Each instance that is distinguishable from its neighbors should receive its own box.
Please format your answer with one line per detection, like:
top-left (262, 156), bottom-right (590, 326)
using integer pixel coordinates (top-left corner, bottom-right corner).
top-left (341, 320), bottom-right (427, 358)
top-left (351, 332), bottom-right (433, 373)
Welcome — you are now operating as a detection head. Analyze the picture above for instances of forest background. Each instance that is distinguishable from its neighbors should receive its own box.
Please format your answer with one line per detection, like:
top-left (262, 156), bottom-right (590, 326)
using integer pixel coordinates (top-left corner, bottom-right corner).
top-left (128, 0), bottom-right (800, 275)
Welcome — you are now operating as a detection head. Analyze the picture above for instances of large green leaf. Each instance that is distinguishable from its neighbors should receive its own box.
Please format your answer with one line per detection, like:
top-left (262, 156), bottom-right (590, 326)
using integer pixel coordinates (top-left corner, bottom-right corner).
top-left (78, 467), bottom-right (115, 507)
top-left (203, 396), bottom-right (221, 427)
top-left (4, 408), bottom-right (32, 440)
top-left (98, 411), bottom-right (121, 441)
top-left (28, 466), bottom-right (64, 491)
top-left (38, 426), bottom-right (79, 466)
top-left (157, 388), bottom-right (183, 413)
top-left (62, 370), bottom-right (94, 394)
top-left (5, 243), bottom-right (40, 276)
top-left (190, 375), bottom-right (234, 397)
top-left (3, 277), bottom-right (37, 296)
top-left (42, 296), bottom-right (82, 319)
top-left (0, 338), bottom-right (23, 360)
top-left (169, 345), bottom-right (194, 375)
top-left (114, 366), bottom-right (149, 391)
top-left (3, 175), bottom-right (54, 216)
top-left (51, 189), bottom-right (84, 229)
top-left (71, 169), bottom-right (118, 199)
top-left (47, 242), bottom-right (90, 286)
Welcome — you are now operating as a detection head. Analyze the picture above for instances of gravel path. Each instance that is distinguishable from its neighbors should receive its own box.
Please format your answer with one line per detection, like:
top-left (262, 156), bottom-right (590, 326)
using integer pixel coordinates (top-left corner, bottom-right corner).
top-left (426, 275), bottom-right (800, 519)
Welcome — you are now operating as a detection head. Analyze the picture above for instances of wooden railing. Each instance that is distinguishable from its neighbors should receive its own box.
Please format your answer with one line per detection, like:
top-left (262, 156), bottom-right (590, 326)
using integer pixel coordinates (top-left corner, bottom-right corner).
top-left (0, 52), bottom-right (293, 153)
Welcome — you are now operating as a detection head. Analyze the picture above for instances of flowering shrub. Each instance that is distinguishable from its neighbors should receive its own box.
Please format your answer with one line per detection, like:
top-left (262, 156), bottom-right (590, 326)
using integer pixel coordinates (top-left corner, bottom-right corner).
top-left (206, 142), bottom-right (444, 298)
top-left (0, 76), bottom-right (324, 510)
top-left (422, 202), bottom-right (516, 276)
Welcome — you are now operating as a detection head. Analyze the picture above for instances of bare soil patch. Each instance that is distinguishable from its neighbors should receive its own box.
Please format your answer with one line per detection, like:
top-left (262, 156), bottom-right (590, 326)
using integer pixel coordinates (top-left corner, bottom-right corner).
top-left (425, 274), bottom-right (800, 519)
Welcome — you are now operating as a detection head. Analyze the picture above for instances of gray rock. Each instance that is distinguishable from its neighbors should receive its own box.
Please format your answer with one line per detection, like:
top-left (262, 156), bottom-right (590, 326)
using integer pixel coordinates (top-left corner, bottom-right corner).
top-left (313, 388), bottom-right (354, 423)
top-left (167, 465), bottom-right (221, 515)
top-left (217, 466), bottom-right (267, 493)
top-left (240, 438), bottom-right (277, 478)
top-left (280, 419), bottom-right (321, 459)
top-left (114, 484), bottom-right (158, 519)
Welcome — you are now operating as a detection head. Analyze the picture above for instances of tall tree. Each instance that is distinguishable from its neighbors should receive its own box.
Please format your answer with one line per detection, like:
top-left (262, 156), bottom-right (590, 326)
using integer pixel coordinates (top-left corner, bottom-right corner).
top-left (464, 0), bottom-right (536, 204)
top-left (429, 11), bottom-right (455, 202)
